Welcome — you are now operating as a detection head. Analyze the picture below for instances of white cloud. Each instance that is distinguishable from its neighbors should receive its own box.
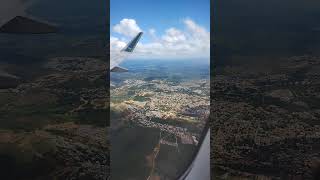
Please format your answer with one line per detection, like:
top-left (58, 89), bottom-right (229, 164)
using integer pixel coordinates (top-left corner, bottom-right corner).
top-left (183, 18), bottom-right (210, 52)
top-left (113, 18), bottom-right (142, 37)
top-left (148, 28), bottom-right (157, 41)
top-left (149, 28), bottom-right (156, 35)
top-left (111, 18), bottom-right (210, 59)
top-left (110, 36), bottom-right (126, 51)
top-left (162, 28), bottom-right (186, 44)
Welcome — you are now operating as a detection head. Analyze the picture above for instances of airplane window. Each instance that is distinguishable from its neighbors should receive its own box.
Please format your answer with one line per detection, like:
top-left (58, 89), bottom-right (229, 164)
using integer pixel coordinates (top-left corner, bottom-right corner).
top-left (110, 0), bottom-right (210, 179)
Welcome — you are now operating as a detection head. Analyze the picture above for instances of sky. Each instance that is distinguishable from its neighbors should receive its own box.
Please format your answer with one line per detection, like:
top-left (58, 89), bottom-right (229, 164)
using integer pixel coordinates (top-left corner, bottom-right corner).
top-left (110, 0), bottom-right (210, 60)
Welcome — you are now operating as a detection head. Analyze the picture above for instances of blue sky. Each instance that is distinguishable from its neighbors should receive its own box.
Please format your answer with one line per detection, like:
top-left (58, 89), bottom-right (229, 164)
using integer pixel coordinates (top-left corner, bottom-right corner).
top-left (111, 0), bottom-right (210, 41)
top-left (110, 0), bottom-right (210, 59)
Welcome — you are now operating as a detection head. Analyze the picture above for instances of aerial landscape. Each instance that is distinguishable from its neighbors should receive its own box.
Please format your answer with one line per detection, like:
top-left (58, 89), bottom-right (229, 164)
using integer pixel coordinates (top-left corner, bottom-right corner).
top-left (211, 0), bottom-right (320, 179)
top-left (0, 56), bottom-right (109, 179)
top-left (211, 55), bottom-right (320, 179)
top-left (110, 60), bottom-right (209, 179)
top-left (0, 0), bottom-right (108, 179)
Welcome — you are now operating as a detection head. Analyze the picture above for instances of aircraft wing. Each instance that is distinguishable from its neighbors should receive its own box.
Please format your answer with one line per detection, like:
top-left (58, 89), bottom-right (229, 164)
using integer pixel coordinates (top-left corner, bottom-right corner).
top-left (121, 32), bottom-right (143, 52)
top-left (0, 16), bottom-right (57, 34)
top-left (110, 32), bottom-right (143, 72)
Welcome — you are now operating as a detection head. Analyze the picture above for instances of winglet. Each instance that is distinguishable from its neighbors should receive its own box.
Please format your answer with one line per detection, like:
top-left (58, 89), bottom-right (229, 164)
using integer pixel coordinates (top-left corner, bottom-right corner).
top-left (0, 16), bottom-right (58, 34)
top-left (121, 32), bottom-right (143, 52)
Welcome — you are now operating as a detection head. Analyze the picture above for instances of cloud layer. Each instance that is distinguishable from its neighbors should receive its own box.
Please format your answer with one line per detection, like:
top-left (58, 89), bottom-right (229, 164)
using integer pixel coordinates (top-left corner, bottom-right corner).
top-left (112, 19), bottom-right (142, 37)
top-left (111, 18), bottom-right (210, 59)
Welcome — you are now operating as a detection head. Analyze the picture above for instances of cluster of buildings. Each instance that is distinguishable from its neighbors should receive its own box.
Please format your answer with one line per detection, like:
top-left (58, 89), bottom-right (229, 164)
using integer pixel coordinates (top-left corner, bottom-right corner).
top-left (112, 78), bottom-right (210, 146)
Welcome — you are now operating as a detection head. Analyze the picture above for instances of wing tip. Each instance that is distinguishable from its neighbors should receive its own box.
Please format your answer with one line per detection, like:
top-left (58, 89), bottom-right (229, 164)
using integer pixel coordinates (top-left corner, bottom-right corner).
top-left (121, 32), bottom-right (143, 52)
